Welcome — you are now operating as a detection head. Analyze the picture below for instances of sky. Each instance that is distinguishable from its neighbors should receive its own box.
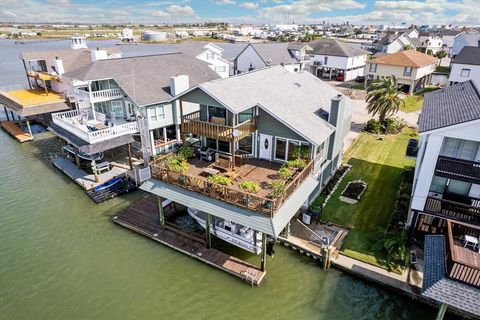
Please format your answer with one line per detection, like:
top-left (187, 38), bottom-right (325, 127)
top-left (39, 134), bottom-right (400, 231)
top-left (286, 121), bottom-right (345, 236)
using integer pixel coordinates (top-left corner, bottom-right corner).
top-left (0, 0), bottom-right (478, 25)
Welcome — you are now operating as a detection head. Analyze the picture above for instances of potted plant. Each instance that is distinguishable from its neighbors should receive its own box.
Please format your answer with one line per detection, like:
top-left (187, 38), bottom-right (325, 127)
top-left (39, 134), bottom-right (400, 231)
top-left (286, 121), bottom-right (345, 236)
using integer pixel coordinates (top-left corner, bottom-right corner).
top-left (239, 180), bottom-right (260, 206)
top-left (268, 180), bottom-right (286, 199)
top-left (278, 165), bottom-right (293, 180)
top-left (287, 158), bottom-right (307, 170)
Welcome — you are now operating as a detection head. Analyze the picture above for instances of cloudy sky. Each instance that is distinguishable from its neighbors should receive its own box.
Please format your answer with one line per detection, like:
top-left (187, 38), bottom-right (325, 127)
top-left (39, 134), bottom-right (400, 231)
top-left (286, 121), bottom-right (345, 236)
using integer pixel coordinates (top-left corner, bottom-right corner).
top-left (0, 0), bottom-right (478, 25)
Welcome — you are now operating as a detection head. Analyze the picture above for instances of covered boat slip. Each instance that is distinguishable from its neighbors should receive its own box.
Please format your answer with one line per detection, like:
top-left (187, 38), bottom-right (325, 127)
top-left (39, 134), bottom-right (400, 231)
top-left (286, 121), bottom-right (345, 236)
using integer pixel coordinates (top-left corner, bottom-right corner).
top-left (113, 194), bottom-right (266, 285)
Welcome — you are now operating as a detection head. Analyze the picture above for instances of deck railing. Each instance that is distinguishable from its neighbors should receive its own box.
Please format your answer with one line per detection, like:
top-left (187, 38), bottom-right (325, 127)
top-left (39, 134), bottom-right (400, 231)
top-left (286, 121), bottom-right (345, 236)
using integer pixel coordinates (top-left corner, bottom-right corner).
top-left (52, 110), bottom-right (138, 144)
top-left (435, 156), bottom-right (480, 184)
top-left (423, 197), bottom-right (480, 225)
top-left (150, 155), bottom-right (315, 217)
top-left (181, 110), bottom-right (257, 142)
top-left (73, 88), bottom-right (124, 103)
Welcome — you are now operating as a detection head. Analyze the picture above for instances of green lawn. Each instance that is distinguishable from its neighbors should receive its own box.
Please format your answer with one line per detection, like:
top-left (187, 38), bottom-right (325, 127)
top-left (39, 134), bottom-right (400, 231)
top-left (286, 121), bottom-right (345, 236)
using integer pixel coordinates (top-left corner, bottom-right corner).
top-left (320, 128), bottom-right (417, 272)
top-left (400, 95), bottom-right (423, 113)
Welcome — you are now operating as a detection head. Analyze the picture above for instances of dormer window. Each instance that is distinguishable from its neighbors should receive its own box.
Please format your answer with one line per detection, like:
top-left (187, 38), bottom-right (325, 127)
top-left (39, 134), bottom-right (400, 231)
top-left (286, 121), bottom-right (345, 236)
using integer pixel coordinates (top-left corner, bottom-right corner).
top-left (206, 52), bottom-right (214, 60)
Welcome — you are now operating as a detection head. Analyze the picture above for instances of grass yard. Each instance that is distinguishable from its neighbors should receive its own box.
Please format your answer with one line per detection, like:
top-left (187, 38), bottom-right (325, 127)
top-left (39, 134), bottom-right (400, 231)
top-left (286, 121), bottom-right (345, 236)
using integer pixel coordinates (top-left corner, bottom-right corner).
top-left (320, 128), bottom-right (418, 273)
top-left (400, 95), bottom-right (423, 113)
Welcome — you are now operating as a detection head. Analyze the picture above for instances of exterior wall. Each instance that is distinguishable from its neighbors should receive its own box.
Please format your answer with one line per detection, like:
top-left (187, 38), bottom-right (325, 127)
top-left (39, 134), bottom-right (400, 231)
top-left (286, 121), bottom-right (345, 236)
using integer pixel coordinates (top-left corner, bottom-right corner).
top-left (235, 45), bottom-right (266, 74)
top-left (310, 54), bottom-right (348, 70)
top-left (419, 35), bottom-right (443, 53)
top-left (441, 35), bottom-right (456, 51)
top-left (283, 63), bottom-right (302, 72)
top-left (449, 63), bottom-right (480, 88)
top-left (144, 102), bottom-right (174, 130)
top-left (257, 108), bottom-right (306, 143)
top-left (366, 63), bottom-right (436, 84)
top-left (310, 54), bottom-right (366, 81)
top-left (196, 50), bottom-right (230, 78)
top-left (412, 63), bottom-right (437, 81)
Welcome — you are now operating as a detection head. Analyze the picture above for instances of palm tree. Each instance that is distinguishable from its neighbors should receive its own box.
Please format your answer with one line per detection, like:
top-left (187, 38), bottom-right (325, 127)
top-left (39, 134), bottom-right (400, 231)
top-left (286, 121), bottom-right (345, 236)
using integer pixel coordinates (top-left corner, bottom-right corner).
top-left (365, 76), bottom-right (404, 123)
top-left (435, 50), bottom-right (447, 64)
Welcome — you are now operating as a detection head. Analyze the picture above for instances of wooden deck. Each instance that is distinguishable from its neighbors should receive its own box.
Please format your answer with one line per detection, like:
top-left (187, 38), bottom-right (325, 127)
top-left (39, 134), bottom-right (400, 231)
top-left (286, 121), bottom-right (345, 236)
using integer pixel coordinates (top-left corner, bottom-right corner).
top-left (1, 120), bottom-right (33, 142)
top-left (452, 239), bottom-right (480, 268)
top-left (113, 195), bottom-right (266, 286)
top-left (6, 89), bottom-right (64, 107)
top-left (53, 157), bottom-right (128, 191)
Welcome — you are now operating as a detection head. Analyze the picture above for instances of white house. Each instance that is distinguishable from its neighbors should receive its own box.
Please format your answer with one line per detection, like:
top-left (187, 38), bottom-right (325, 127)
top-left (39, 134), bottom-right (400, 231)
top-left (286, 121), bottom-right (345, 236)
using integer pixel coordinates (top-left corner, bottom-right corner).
top-left (178, 42), bottom-right (232, 78)
top-left (418, 32), bottom-right (443, 54)
top-left (308, 39), bottom-right (368, 81)
top-left (449, 46), bottom-right (480, 87)
top-left (373, 30), bottom-right (418, 53)
top-left (451, 32), bottom-right (480, 57)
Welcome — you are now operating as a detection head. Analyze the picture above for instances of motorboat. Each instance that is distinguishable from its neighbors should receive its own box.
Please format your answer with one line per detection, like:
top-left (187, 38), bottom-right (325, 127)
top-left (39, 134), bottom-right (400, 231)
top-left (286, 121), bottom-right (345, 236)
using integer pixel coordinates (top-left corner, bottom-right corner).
top-left (187, 207), bottom-right (262, 254)
top-left (63, 145), bottom-right (103, 161)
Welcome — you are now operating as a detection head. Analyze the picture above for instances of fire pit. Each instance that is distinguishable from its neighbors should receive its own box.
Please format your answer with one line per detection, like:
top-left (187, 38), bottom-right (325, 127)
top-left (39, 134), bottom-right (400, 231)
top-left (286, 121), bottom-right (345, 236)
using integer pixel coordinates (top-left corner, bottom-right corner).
top-left (340, 180), bottom-right (367, 204)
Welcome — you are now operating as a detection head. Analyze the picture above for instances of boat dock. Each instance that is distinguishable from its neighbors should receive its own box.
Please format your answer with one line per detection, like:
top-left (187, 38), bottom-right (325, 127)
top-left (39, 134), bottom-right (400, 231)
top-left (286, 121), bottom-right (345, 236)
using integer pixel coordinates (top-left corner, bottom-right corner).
top-left (1, 120), bottom-right (33, 142)
top-left (113, 195), bottom-right (266, 286)
top-left (52, 157), bottom-right (127, 191)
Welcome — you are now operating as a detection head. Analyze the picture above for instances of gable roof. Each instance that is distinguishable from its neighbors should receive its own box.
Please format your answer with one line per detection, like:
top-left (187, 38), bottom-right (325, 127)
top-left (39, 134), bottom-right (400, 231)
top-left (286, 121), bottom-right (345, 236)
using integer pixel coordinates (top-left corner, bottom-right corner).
top-left (309, 38), bottom-right (368, 57)
top-left (63, 53), bottom-right (220, 107)
top-left (368, 49), bottom-right (438, 68)
top-left (248, 43), bottom-right (300, 65)
top-left (453, 46), bottom-right (480, 66)
top-left (420, 80), bottom-right (480, 132)
top-left (178, 66), bottom-right (346, 145)
top-left (455, 33), bottom-right (480, 46)
top-left (20, 47), bottom-right (121, 74)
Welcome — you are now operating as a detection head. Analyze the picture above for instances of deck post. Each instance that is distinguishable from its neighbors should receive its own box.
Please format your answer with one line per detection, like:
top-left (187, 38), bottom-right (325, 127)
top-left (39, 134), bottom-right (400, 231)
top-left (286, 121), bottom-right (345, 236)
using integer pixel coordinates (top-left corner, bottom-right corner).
top-left (178, 100), bottom-right (184, 141)
top-left (92, 159), bottom-right (99, 183)
top-left (22, 59), bottom-right (32, 90)
top-left (4, 107), bottom-right (10, 121)
top-left (260, 233), bottom-right (267, 271)
top-left (435, 303), bottom-right (447, 320)
top-left (205, 213), bottom-right (212, 248)
top-left (43, 80), bottom-right (48, 95)
top-left (10, 111), bottom-right (15, 122)
top-left (127, 143), bottom-right (133, 169)
top-left (158, 196), bottom-right (165, 229)
top-left (25, 118), bottom-right (33, 137)
top-left (75, 153), bottom-right (81, 168)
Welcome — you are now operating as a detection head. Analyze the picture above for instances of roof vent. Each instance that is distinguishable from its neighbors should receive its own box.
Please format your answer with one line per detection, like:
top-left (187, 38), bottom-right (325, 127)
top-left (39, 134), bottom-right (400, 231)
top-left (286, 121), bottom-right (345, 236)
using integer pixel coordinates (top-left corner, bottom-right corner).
top-left (294, 82), bottom-right (302, 88)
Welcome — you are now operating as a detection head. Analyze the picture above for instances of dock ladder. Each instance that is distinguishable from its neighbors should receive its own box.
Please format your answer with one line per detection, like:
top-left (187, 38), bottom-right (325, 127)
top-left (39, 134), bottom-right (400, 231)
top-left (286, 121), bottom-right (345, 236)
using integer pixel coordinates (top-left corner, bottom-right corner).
top-left (241, 268), bottom-right (257, 286)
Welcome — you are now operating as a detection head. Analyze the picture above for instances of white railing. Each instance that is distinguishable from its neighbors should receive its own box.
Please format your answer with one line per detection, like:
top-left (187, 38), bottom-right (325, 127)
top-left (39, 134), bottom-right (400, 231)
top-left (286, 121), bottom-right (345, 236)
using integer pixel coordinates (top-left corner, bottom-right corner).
top-left (71, 88), bottom-right (124, 103)
top-left (52, 110), bottom-right (138, 144)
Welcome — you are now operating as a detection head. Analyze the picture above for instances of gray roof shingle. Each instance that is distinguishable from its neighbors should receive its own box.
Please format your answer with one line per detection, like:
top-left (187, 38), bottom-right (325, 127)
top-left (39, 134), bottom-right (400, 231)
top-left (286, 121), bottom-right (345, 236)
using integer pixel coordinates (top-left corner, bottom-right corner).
top-left (250, 43), bottom-right (299, 65)
top-left (453, 46), bottom-right (480, 66)
top-left (309, 38), bottom-right (368, 57)
top-left (422, 235), bottom-right (446, 292)
top-left (63, 53), bottom-right (220, 107)
top-left (419, 80), bottom-right (480, 132)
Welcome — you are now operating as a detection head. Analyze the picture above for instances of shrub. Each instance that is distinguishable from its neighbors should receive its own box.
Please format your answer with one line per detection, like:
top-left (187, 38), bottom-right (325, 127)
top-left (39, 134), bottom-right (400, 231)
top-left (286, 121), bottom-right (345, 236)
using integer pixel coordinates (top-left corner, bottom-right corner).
top-left (287, 158), bottom-right (307, 170)
top-left (238, 180), bottom-right (260, 194)
top-left (278, 166), bottom-right (294, 180)
top-left (167, 155), bottom-right (189, 173)
top-left (291, 145), bottom-right (310, 159)
top-left (268, 180), bottom-right (286, 198)
top-left (177, 146), bottom-right (195, 160)
top-left (383, 117), bottom-right (406, 134)
top-left (364, 119), bottom-right (382, 134)
top-left (207, 174), bottom-right (232, 186)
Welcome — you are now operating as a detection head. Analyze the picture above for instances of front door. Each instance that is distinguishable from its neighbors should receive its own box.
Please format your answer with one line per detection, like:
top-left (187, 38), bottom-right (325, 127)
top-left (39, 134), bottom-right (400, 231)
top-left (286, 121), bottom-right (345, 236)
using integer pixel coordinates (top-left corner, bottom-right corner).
top-left (259, 134), bottom-right (272, 160)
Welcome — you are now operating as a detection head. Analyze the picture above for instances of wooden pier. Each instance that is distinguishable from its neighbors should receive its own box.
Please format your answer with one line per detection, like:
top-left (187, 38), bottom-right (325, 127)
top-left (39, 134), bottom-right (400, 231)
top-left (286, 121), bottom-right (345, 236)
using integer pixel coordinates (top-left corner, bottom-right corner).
top-left (1, 120), bottom-right (33, 142)
top-left (113, 195), bottom-right (266, 286)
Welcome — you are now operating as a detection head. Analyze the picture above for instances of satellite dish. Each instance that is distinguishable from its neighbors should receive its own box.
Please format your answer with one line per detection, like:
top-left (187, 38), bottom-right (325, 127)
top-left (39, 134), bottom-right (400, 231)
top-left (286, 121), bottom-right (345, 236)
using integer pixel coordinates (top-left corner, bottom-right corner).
top-left (232, 129), bottom-right (241, 138)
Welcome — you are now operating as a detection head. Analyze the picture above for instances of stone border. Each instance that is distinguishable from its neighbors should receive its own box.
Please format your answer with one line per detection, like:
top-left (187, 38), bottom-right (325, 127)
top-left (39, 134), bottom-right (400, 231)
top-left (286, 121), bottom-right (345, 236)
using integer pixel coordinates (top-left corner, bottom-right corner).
top-left (322, 164), bottom-right (352, 208)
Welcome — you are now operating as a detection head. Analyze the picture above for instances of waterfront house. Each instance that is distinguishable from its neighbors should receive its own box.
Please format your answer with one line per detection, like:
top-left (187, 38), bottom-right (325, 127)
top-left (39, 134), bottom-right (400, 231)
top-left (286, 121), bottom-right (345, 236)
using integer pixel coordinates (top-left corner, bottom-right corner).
top-left (140, 66), bottom-right (351, 270)
top-left (308, 38), bottom-right (368, 81)
top-left (407, 81), bottom-right (480, 316)
top-left (233, 43), bottom-right (311, 74)
top-left (451, 32), bottom-right (480, 57)
top-left (449, 46), bottom-right (480, 88)
top-left (365, 50), bottom-right (438, 94)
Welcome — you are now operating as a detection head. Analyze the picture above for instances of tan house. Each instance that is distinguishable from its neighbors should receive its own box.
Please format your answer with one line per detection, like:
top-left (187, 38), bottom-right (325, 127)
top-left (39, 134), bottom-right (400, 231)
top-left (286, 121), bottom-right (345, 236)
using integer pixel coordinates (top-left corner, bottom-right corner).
top-left (365, 50), bottom-right (439, 94)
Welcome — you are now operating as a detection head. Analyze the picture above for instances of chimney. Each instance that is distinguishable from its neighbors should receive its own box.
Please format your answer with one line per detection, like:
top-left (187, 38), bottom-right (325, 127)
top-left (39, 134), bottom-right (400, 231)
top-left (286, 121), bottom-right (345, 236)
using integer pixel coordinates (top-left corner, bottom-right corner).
top-left (91, 47), bottom-right (108, 62)
top-left (54, 56), bottom-right (64, 75)
top-left (170, 75), bottom-right (189, 96)
top-left (328, 94), bottom-right (346, 127)
top-left (327, 94), bottom-right (349, 161)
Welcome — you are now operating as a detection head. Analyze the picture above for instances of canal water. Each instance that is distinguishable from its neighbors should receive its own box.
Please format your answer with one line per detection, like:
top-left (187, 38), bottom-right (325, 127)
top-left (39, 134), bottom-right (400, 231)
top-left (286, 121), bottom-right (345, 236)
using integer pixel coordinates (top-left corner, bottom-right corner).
top-left (0, 39), bottom-right (438, 319)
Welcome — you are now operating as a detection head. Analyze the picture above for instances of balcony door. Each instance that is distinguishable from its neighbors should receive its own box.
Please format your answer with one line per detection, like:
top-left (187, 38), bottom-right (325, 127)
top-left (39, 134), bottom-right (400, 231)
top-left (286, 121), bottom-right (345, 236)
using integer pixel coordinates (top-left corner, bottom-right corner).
top-left (259, 134), bottom-right (272, 160)
top-left (441, 137), bottom-right (479, 161)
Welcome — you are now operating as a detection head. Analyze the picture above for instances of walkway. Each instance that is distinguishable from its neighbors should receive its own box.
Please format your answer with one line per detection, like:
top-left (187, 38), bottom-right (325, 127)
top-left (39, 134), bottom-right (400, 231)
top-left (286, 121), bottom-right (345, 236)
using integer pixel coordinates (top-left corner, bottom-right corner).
top-left (1, 120), bottom-right (33, 142)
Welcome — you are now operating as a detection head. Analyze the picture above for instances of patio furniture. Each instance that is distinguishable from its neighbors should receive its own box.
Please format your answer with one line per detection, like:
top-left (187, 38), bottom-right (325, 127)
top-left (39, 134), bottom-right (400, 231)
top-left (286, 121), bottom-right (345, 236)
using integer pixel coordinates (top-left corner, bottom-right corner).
top-left (96, 161), bottom-right (110, 174)
top-left (93, 123), bottom-right (108, 130)
top-left (202, 167), bottom-right (220, 176)
top-left (199, 148), bottom-right (214, 162)
top-left (224, 171), bottom-right (241, 181)
top-left (463, 234), bottom-right (479, 250)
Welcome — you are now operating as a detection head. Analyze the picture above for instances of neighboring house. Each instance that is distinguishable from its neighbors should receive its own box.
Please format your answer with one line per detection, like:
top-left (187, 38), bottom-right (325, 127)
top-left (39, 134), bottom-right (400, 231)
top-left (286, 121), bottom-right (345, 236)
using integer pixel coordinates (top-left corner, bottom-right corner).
top-left (50, 52), bottom-right (219, 162)
top-left (234, 43), bottom-right (311, 74)
top-left (418, 32), bottom-right (443, 54)
top-left (440, 29), bottom-right (461, 54)
top-left (365, 50), bottom-right (438, 94)
top-left (373, 31), bottom-right (418, 53)
top-left (407, 81), bottom-right (480, 317)
top-left (140, 66), bottom-right (351, 261)
top-left (451, 32), bottom-right (480, 57)
top-left (308, 38), bottom-right (368, 81)
top-left (449, 46), bottom-right (480, 87)
top-left (177, 42), bottom-right (232, 78)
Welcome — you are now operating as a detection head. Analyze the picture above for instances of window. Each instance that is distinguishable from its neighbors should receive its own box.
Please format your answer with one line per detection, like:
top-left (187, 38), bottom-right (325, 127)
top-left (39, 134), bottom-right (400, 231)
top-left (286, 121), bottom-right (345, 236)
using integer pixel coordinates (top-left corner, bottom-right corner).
top-left (288, 140), bottom-right (300, 160)
top-left (208, 106), bottom-right (226, 122)
top-left (155, 105), bottom-right (165, 120)
top-left (369, 63), bottom-right (377, 72)
top-left (149, 107), bottom-right (157, 121)
top-left (111, 101), bottom-right (123, 117)
top-left (441, 137), bottom-right (479, 161)
top-left (205, 138), bottom-right (216, 150)
top-left (324, 56), bottom-right (328, 65)
top-left (275, 138), bottom-right (287, 160)
top-left (214, 66), bottom-right (226, 72)
top-left (447, 179), bottom-right (471, 196)
top-left (206, 52), bottom-right (214, 60)
top-left (429, 176), bottom-right (447, 194)
top-left (218, 140), bottom-right (230, 153)
top-left (460, 68), bottom-right (471, 77)
top-left (403, 67), bottom-right (413, 76)
top-left (238, 135), bottom-right (253, 154)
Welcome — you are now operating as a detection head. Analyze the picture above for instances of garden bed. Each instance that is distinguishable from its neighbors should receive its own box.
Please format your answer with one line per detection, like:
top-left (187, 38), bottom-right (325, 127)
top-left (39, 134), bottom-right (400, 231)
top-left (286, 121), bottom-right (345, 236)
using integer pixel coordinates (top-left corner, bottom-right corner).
top-left (340, 180), bottom-right (367, 204)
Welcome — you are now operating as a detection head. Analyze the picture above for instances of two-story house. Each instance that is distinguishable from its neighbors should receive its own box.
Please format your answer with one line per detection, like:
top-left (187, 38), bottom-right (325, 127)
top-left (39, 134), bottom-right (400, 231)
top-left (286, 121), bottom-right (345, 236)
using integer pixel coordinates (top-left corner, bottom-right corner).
top-left (365, 50), bottom-right (438, 94)
top-left (308, 38), bottom-right (368, 81)
top-left (373, 30), bottom-right (418, 54)
top-left (177, 42), bottom-right (232, 78)
top-left (449, 46), bottom-right (480, 88)
top-left (418, 32), bottom-right (443, 54)
top-left (407, 81), bottom-right (480, 317)
top-left (140, 66), bottom-right (351, 264)
top-left (234, 43), bottom-right (312, 74)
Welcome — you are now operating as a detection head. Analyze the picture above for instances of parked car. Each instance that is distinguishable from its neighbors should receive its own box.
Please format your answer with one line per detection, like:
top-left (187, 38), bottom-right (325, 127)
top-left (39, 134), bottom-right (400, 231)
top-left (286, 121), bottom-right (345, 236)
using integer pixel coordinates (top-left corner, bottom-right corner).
top-left (355, 76), bottom-right (366, 83)
top-left (336, 74), bottom-right (345, 81)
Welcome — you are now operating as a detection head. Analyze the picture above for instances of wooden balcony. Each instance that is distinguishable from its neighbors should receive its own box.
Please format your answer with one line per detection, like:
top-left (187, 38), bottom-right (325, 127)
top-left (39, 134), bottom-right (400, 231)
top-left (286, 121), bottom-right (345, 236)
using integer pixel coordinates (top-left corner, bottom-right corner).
top-left (435, 156), bottom-right (480, 184)
top-left (181, 110), bottom-right (256, 142)
top-left (424, 196), bottom-right (480, 225)
top-left (446, 220), bottom-right (480, 288)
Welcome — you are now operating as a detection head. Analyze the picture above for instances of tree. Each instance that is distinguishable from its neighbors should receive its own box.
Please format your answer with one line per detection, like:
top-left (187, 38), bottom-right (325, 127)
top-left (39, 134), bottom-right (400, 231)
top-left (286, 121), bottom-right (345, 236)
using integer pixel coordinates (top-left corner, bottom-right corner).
top-left (403, 44), bottom-right (413, 50)
top-left (435, 50), bottom-right (447, 64)
top-left (365, 76), bottom-right (404, 123)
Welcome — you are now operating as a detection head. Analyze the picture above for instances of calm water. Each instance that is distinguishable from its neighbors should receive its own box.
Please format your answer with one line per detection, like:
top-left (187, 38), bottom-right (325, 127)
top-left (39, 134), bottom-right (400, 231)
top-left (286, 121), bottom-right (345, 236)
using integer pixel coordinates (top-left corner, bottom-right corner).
top-left (0, 39), bottom-right (438, 319)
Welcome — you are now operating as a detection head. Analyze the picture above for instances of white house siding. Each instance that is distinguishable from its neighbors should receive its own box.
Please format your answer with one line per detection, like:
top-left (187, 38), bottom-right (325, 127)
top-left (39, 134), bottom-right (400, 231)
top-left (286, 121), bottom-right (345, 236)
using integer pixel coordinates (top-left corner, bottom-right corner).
top-left (449, 63), bottom-right (480, 88)
top-left (419, 36), bottom-right (443, 54)
top-left (310, 54), bottom-right (366, 81)
top-left (196, 50), bottom-right (230, 78)
top-left (283, 63), bottom-right (303, 73)
top-left (235, 45), bottom-right (266, 74)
